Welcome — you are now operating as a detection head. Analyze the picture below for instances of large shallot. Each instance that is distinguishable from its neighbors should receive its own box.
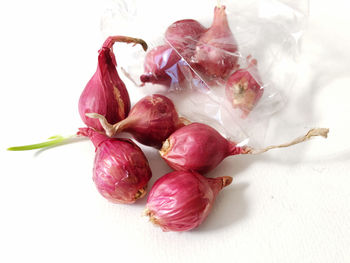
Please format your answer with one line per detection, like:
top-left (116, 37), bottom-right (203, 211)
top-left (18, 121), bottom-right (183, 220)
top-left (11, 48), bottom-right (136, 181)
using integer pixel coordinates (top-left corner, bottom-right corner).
top-left (145, 170), bottom-right (232, 231)
top-left (78, 128), bottom-right (152, 204)
top-left (160, 123), bottom-right (329, 174)
top-left (79, 36), bottom-right (147, 131)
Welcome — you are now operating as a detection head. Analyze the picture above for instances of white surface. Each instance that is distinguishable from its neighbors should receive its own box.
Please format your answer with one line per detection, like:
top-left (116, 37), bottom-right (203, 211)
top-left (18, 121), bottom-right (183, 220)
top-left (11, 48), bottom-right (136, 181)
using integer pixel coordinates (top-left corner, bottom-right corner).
top-left (0, 0), bottom-right (349, 262)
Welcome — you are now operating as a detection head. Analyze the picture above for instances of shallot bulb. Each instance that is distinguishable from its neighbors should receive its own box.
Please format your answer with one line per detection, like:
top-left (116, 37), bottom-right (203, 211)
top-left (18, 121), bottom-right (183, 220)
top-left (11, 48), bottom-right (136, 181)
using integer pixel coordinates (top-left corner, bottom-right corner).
top-left (165, 19), bottom-right (207, 60)
top-left (226, 57), bottom-right (263, 117)
top-left (145, 171), bottom-right (232, 232)
top-left (140, 44), bottom-right (188, 88)
top-left (160, 123), bottom-right (329, 174)
top-left (79, 36), bottom-right (147, 131)
top-left (193, 5), bottom-right (239, 79)
top-left (78, 128), bottom-right (152, 204)
top-left (86, 94), bottom-right (188, 149)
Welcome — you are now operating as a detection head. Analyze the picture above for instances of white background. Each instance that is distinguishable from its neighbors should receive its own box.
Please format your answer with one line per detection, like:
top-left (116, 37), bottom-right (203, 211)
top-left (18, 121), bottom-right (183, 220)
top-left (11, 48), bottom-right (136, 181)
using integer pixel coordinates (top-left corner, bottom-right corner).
top-left (1, 0), bottom-right (349, 262)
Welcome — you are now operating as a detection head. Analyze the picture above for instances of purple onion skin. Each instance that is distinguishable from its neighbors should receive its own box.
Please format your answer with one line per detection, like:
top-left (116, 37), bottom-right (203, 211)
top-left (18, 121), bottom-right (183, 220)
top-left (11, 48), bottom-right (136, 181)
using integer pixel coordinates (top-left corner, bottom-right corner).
top-left (160, 123), bottom-right (245, 174)
top-left (78, 37), bottom-right (132, 131)
top-left (140, 44), bottom-right (187, 87)
top-left (226, 59), bottom-right (264, 117)
top-left (78, 128), bottom-right (152, 204)
top-left (116, 94), bottom-right (186, 149)
top-left (146, 171), bottom-right (232, 232)
top-left (141, 20), bottom-right (206, 87)
top-left (165, 19), bottom-right (207, 60)
top-left (193, 6), bottom-right (239, 79)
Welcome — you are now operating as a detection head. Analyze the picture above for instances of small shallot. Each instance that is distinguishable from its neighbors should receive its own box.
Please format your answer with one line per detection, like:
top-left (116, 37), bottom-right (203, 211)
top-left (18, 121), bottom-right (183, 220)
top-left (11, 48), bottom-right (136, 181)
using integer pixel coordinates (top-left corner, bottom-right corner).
top-left (140, 44), bottom-right (188, 88)
top-left (86, 94), bottom-right (188, 149)
top-left (226, 57), bottom-right (264, 117)
top-left (145, 170), bottom-right (232, 232)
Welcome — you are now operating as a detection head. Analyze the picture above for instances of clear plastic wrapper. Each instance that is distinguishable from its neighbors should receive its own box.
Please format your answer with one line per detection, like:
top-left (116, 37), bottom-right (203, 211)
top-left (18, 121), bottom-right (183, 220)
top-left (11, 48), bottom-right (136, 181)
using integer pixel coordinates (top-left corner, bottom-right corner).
top-left (101, 0), bottom-right (309, 146)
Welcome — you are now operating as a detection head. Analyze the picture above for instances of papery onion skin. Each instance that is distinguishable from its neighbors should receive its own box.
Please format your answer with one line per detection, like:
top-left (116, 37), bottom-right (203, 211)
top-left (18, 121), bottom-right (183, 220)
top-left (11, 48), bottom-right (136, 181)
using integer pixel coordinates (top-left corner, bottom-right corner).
top-left (226, 58), bottom-right (264, 117)
top-left (160, 123), bottom-right (244, 174)
top-left (193, 5), bottom-right (239, 79)
top-left (145, 171), bottom-right (232, 232)
top-left (78, 128), bottom-right (152, 204)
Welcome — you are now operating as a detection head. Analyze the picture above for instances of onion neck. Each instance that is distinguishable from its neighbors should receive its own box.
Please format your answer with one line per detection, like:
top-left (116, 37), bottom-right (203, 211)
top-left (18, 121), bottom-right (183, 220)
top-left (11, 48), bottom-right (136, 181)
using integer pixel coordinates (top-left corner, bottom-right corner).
top-left (98, 35), bottom-right (148, 70)
top-left (77, 127), bottom-right (108, 150)
top-left (85, 113), bottom-right (133, 137)
top-left (213, 5), bottom-right (229, 29)
top-left (227, 140), bottom-right (249, 156)
top-left (207, 176), bottom-right (233, 196)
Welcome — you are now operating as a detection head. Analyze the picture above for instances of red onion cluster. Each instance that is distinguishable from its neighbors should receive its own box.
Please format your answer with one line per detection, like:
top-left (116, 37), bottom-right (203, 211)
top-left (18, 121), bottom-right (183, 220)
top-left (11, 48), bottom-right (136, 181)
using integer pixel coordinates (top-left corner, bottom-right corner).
top-left (8, 5), bottom-right (330, 234)
top-left (143, 123), bottom-right (327, 232)
top-left (139, 4), bottom-right (266, 117)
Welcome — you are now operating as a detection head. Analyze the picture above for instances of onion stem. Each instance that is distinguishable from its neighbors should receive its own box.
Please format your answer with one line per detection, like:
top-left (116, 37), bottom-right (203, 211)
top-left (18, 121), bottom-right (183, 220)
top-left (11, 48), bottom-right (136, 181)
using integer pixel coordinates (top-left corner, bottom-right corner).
top-left (85, 113), bottom-right (119, 137)
top-left (103, 36), bottom-right (148, 51)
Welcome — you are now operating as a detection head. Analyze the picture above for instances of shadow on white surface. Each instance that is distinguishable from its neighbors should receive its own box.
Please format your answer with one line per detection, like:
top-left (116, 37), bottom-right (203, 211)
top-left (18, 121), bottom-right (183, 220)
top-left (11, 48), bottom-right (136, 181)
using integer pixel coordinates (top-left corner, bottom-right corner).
top-left (264, 24), bottom-right (350, 163)
top-left (197, 182), bottom-right (250, 232)
top-left (132, 144), bottom-right (173, 207)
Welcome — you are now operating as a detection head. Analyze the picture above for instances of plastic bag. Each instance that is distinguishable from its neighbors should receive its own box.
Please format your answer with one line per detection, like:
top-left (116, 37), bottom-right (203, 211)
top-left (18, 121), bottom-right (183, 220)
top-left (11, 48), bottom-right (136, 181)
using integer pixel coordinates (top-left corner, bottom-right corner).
top-left (101, 0), bottom-right (309, 146)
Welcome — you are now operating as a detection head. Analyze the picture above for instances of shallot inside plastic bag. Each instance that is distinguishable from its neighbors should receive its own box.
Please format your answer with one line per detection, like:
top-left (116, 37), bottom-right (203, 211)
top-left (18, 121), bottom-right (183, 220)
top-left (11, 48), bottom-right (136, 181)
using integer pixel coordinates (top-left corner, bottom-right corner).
top-left (101, 0), bottom-right (309, 146)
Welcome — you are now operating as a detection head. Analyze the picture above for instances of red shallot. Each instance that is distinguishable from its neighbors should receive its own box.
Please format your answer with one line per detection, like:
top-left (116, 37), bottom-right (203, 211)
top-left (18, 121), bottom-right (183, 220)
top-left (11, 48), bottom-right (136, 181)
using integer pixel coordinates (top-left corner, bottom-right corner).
top-left (145, 170), bottom-right (232, 232)
top-left (140, 19), bottom-right (206, 88)
top-left (86, 94), bottom-right (188, 149)
top-left (78, 128), bottom-right (152, 204)
top-left (79, 36), bottom-right (147, 131)
top-left (140, 44), bottom-right (188, 88)
top-left (165, 19), bottom-right (207, 61)
top-left (226, 57), bottom-right (264, 117)
top-left (193, 4), bottom-right (239, 79)
top-left (160, 123), bottom-right (329, 174)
